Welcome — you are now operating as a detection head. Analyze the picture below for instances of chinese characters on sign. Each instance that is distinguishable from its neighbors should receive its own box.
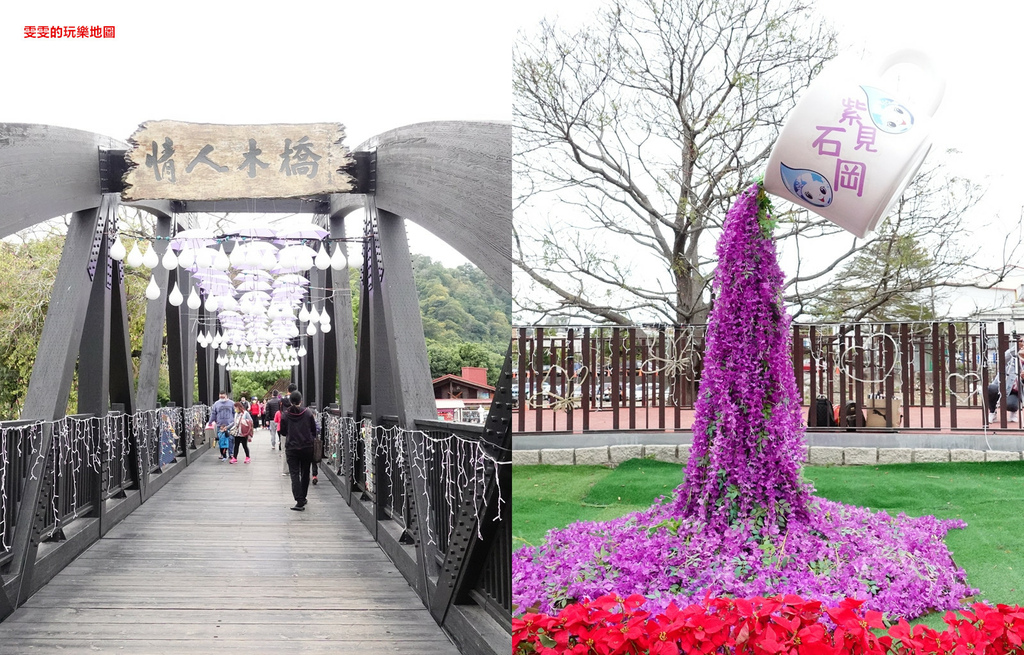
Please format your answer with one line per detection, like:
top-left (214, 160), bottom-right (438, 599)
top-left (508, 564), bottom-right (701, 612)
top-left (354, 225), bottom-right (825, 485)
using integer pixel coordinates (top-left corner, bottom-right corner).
top-left (123, 121), bottom-right (355, 201)
top-left (24, 26), bottom-right (114, 38)
top-left (810, 96), bottom-right (880, 199)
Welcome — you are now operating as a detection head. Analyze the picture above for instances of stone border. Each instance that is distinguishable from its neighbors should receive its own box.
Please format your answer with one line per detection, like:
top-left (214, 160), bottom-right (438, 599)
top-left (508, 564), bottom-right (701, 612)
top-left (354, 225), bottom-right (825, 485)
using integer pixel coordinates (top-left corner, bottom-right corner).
top-left (514, 445), bottom-right (1024, 467)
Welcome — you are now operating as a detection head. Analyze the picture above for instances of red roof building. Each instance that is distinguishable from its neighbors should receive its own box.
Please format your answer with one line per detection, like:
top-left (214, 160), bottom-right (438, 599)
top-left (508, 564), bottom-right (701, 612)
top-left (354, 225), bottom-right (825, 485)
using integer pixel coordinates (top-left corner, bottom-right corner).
top-left (432, 367), bottom-right (493, 421)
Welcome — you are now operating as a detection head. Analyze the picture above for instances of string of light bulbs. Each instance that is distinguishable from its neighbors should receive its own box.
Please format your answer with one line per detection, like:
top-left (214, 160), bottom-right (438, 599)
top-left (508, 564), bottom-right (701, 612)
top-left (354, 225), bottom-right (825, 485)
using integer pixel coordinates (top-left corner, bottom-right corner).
top-left (319, 413), bottom-right (510, 546)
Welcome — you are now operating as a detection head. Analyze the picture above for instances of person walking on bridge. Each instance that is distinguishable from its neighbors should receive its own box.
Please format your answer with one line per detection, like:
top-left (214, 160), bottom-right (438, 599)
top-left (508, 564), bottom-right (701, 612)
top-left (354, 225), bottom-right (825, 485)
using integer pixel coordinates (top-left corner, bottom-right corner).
top-left (211, 391), bottom-right (235, 461)
top-left (230, 401), bottom-right (253, 464)
top-left (281, 390), bottom-right (318, 511)
top-left (265, 390), bottom-right (282, 451)
top-left (279, 383), bottom-right (298, 476)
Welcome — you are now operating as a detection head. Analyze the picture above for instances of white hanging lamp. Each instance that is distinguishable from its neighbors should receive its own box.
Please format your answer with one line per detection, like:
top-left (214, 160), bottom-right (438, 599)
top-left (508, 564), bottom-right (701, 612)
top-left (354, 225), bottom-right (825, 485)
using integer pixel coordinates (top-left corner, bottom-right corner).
top-left (161, 247), bottom-right (178, 270)
top-left (141, 243), bottom-right (159, 269)
top-left (168, 282), bottom-right (184, 307)
top-left (145, 275), bottom-right (161, 300)
top-left (177, 248), bottom-right (196, 270)
top-left (126, 242), bottom-right (143, 268)
top-left (306, 322), bottom-right (317, 336)
top-left (214, 245), bottom-right (231, 271)
top-left (330, 244), bottom-right (347, 270)
top-left (186, 287), bottom-right (202, 310)
top-left (320, 307), bottom-right (331, 324)
top-left (196, 247), bottom-right (215, 269)
top-left (109, 234), bottom-right (127, 261)
top-left (308, 305), bottom-right (320, 324)
top-left (314, 244), bottom-right (331, 270)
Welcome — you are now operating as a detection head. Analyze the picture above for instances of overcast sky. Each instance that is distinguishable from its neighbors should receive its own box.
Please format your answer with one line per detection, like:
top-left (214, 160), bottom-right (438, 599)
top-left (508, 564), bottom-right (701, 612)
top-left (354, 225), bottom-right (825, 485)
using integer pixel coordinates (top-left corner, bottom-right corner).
top-left (3, 0), bottom-right (511, 267)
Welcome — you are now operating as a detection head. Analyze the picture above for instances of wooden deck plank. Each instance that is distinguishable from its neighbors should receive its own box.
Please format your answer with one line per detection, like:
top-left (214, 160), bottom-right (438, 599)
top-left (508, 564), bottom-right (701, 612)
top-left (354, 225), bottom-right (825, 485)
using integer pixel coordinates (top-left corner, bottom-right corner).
top-left (0, 434), bottom-right (460, 654)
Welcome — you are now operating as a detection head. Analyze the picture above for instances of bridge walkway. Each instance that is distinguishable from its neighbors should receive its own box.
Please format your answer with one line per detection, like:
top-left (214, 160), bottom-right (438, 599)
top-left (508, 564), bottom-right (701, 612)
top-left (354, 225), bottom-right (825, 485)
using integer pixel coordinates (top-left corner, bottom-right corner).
top-left (0, 428), bottom-right (459, 654)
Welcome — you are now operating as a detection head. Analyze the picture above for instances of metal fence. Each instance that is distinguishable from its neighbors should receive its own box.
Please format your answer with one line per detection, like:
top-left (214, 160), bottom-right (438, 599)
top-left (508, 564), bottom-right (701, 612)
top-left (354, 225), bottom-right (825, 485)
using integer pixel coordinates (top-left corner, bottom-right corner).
top-left (1, 406), bottom-right (210, 584)
top-left (321, 399), bottom-right (512, 635)
top-left (513, 322), bottom-right (1017, 433)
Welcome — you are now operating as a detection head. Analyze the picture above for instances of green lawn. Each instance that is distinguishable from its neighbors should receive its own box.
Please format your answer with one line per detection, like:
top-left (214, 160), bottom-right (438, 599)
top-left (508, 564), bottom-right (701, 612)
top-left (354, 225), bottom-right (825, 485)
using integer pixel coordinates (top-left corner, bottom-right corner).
top-left (513, 458), bottom-right (1024, 626)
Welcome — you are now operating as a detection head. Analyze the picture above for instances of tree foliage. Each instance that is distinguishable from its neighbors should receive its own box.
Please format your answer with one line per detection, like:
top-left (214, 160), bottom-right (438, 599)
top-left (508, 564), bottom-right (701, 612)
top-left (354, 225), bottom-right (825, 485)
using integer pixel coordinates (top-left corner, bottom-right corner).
top-left (0, 229), bottom-right (65, 417)
top-left (798, 160), bottom-right (1020, 322)
top-left (413, 255), bottom-right (512, 385)
top-left (515, 0), bottom-right (836, 324)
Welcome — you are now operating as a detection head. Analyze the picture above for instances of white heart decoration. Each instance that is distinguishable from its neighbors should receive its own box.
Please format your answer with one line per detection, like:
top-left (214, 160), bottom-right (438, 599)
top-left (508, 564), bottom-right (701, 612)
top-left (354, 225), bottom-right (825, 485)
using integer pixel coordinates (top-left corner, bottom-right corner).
top-left (946, 372), bottom-right (981, 405)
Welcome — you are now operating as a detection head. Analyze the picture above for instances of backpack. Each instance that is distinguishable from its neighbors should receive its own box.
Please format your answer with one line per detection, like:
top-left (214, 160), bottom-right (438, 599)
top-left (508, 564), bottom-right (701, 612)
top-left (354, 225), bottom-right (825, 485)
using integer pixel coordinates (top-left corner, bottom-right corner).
top-left (240, 415), bottom-right (253, 438)
top-left (836, 401), bottom-right (865, 429)
top-left (807, 395), bottom-right (837, 427)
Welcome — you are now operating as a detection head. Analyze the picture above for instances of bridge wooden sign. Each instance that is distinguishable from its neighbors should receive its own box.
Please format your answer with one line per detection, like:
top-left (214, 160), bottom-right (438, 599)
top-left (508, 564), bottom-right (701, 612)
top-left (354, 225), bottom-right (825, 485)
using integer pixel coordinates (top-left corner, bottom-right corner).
top-left (122, 120), bottom-right (355, 201)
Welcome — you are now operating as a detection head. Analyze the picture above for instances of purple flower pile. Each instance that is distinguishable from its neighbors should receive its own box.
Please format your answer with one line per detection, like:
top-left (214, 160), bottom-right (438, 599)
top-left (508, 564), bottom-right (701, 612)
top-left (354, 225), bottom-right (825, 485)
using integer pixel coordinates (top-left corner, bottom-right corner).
top-left (512, 183), bottom-right (975, 619)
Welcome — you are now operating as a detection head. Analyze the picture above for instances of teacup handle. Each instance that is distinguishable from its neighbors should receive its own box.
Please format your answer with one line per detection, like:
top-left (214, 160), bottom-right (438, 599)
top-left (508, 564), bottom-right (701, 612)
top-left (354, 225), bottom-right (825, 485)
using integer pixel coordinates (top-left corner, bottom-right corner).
top-left (875, 49), bottom-right (946, 117)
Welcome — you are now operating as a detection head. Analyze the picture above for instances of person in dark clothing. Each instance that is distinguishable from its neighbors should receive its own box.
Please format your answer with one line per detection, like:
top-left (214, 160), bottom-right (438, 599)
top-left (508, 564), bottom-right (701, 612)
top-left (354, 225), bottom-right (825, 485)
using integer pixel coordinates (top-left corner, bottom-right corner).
top-left (278, 383), bottom-right (298, 475)
top-left (265, 390), bottom-right (282, 450)
top-left (281, 390), bottom-right (317, 511)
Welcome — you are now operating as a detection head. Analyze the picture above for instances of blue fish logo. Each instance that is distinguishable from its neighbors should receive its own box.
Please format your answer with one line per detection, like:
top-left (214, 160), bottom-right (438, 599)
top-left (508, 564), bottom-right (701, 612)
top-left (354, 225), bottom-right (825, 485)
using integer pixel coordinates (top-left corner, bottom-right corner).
top-left (862, 85), bottom-right (914, 134)
top-left (780, 163), bottom-right (833, 207)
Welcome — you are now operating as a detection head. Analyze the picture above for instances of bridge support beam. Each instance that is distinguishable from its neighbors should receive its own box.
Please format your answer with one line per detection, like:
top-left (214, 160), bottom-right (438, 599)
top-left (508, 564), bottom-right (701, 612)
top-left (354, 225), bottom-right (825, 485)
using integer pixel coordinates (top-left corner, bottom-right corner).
top-left (327, 200), bottom-right (357, 414)
top-left (136, 210), bottom-right (173, 411)
top-left (22, 199), bottom-right (112, 421)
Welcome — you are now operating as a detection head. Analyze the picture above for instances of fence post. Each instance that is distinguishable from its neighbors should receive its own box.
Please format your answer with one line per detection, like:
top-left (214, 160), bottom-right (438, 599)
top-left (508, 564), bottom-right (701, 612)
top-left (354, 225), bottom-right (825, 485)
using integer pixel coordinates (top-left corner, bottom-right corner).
top-left (948, 324), bottom-right (958, 429)
top-left (582, 327), bottom-right (591, 432)
top-left (931, 323), bottom-right (942, 428)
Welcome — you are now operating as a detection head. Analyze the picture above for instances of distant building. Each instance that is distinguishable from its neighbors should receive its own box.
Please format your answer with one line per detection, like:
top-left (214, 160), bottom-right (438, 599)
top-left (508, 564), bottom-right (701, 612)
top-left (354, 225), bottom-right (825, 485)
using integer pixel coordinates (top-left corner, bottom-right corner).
top-left (432, 367), bottom-right (494, 422)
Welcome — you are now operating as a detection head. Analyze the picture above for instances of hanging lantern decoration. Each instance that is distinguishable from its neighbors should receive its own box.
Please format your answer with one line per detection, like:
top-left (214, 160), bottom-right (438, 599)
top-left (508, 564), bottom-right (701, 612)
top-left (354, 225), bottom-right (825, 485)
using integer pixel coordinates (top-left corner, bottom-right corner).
top-left (145, 275), bottom-right (161, 300)
top-left (186, 287), bottom-right (202, 310)
top-left (141, 243), bottom-right (160, 269)
top-left (330, 244), bottom-right (347, 270)
top-left (168, 282), bottom-right (184, 307)
top-left (126, 242), bottom-right (144, 267)
top-left (109, 234), bottom-right (127, 261)
top-left (161, 247), bottom-right (178, 270)
top-left (315, 244), bottom-right (331, 270)
top-left (214, 245), bottom-right (231, 271)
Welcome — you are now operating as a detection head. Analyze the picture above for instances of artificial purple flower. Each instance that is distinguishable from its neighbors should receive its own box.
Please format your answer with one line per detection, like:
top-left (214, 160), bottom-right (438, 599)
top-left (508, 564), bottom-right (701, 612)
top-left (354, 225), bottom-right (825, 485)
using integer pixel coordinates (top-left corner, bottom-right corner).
top-left (512, 183), bottom-right (975, 621)
top-left (675, 183), bottom-right (808, 532)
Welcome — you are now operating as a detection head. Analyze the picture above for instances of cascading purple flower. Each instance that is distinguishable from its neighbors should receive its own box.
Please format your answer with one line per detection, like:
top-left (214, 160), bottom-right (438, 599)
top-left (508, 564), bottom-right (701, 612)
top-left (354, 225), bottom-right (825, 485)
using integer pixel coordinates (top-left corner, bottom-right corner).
top-left (512, 182), bottom-right (975, 621)
top-left (675, 183), bottom-right (808, 532)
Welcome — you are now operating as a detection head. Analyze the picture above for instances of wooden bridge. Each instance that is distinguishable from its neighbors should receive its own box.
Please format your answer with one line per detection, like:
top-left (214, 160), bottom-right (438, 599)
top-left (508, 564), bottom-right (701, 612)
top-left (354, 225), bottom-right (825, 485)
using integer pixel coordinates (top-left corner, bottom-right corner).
top-left (0, 121), bottom-right (512, 654)
top-left (0, 428), bottom-right (467, 653)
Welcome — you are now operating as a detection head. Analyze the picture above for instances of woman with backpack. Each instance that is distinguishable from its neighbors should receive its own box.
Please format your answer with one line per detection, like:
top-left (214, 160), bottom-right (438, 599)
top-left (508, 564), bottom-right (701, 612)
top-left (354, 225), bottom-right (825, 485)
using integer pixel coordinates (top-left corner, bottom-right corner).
top-left (229, 401), bottom-right (254, 463)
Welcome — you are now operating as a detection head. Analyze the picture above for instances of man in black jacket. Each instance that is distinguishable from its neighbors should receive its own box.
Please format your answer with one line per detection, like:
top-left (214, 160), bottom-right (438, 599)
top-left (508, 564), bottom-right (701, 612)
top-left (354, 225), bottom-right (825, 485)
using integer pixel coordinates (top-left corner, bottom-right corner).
top-left (278, 383), bottom-right (298, 475)
top-left (281, 390), bottom-right (317, 511)
top-left (265, 390), bottom-right (282, 450)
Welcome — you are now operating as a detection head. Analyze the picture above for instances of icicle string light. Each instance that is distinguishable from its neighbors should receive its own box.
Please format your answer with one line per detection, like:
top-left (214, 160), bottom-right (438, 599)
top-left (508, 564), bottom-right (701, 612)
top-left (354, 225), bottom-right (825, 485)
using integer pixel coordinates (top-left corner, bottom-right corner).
top-left (318, 412), bottom-right (509, 545)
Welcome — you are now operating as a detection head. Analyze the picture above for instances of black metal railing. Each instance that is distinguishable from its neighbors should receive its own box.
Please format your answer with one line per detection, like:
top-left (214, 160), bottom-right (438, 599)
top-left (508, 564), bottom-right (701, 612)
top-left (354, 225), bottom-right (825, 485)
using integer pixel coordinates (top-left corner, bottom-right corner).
top-left (414, 418), bottom-right (510, 623)
top-left (0, 404), bottom-right (209, 620)
top-left (513, 322), bottom-right (1015, 433)
top-left (0, 421), bottom-right (41, 571)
